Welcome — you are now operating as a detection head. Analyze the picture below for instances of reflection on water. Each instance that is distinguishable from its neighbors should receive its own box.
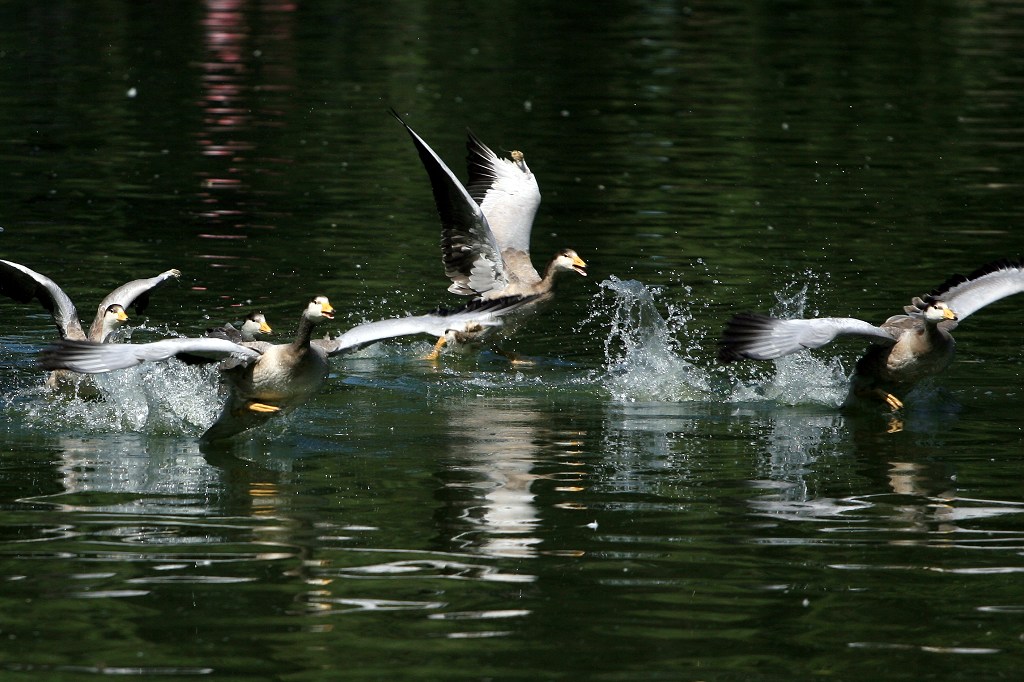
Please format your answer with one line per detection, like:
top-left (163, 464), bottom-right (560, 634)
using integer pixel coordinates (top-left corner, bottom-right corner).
top-left (195, 0), bottom-right (296, 276)
top-left (441, 396), bottom-right (545, 560)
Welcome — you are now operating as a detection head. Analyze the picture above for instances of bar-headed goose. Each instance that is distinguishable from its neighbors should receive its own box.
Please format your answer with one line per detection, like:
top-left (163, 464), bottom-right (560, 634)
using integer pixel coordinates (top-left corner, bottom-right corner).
top-left (40, 293), bottom-right (539, 441)
top-left (392, 111), bottom-right (586, 357)
top-left (205, 311), bottom-right (273, 343)
top-left (1, 259), bottom-right (180, 394)
top-left (718, 259), bottom-right (1024, 410)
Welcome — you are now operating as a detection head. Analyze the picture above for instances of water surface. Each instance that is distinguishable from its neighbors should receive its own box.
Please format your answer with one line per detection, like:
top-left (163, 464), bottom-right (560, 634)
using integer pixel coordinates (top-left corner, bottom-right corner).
top-left (2, 1), bottom-right (1024, 680)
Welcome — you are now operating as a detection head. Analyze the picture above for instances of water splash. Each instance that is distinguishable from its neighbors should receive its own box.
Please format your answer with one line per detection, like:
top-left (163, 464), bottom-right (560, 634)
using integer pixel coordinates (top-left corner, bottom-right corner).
top-left (12, 362), bottom-right (222, 437)
top-left (727, 271), bottom-right (850, 408)
top-left (586, 276), bottom-right (716, 402)
top-left (587, 274), bottom-right (850, 408)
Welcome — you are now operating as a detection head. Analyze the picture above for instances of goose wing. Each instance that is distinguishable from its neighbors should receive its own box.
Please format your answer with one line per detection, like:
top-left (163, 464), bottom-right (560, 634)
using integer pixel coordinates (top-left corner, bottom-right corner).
top-left (0, 259), bottom-right (86, 340)
top-left (316, 294), bottom-right (540, 357)
top-left (392, 111), bottom-right (508, 297)
top-left (93, 268), bottom-right (181, 336)
top-left (39, 337), bottom-right (261, 374)
top-left (718, 313), bottom-right (896, 362)
top-left (465, 130), bottom-right (540, 254)
top-left (922, 258), bottom-right (1024, 324)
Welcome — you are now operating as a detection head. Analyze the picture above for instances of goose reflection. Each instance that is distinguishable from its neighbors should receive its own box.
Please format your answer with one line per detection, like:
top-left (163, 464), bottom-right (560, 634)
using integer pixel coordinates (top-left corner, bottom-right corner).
top-left (22, 435), bottom-right (289, 519)
top-left (741, 411), bottom-right (1024, 533)
top-left (439, 396), bottom-right (548, 559)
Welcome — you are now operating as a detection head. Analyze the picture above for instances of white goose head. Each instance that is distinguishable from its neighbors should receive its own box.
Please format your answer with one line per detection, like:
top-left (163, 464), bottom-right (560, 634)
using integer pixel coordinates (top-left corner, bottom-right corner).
top-left (550, 249), bottom-right (587, 277)
top-left (924, 300), bottom-right (957, 323)
top-left (99, 304), bottom-right (129, 341)
top-left (906, 295), bottom-right (958, 324)
top-left (305, 296), bottom-right (335, 323)
top-left (241, 312), bottom-right (273, 337)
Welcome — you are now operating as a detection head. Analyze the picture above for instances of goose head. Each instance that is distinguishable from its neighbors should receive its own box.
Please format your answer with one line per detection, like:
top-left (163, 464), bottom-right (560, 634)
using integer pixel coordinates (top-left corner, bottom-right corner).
top-left (241, 312), bottom-right (273, 337)
top-left (99, 304), bottom-right (130, 341)
top-left (924, 300), bottom-right (957, 323)
top-left (551, 249), bottom-right (587, 277)
top-left (909, 296), bottom-right (957, 325)
top-left (306, 296), bottom-right (335, 323)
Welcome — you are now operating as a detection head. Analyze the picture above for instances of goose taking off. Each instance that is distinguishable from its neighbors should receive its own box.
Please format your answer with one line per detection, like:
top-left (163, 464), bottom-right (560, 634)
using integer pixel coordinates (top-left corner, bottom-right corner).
top-left (0, 259), bottom-right (181, 342)
top-left (718, 259), bottom-right (1024, 410)
top-left (40, 293), bottom-right (539, 441)
top-left (1, 259), bottom-right (181, 393)
top-left (391, 111), bottom-right (587, 356)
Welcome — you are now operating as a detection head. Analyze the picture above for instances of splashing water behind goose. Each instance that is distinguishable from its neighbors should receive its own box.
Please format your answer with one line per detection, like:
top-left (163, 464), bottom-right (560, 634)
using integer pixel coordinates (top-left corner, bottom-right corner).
top-left (589, 276), bottom-right (849, 407)
top-left (588, 277), bottom-right (716, 403)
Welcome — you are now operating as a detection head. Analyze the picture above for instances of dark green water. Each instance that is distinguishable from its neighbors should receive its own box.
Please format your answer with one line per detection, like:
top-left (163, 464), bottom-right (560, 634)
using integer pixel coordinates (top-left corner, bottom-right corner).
top-left (2, 1), bottom-right (1024, 679)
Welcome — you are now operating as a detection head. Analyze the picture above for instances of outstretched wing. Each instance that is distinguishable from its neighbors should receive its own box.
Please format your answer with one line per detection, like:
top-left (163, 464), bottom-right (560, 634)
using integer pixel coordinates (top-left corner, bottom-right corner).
top-left (391, 110), bottom-right (508, 297)
top-left (718, 313), bottom-right (896, 363)
top-left (465, 130), bottom-right (540, 254)
top-left (39, 337), bottom-right (261, 374)
top-left (0, 259), bottom-right (86, 340)
top-left (93, 268), bottom-right (181, 337)
top-left (315, 294), bottom-right (541, 357)
top-left (921, 258), bottom-right (1024, 324)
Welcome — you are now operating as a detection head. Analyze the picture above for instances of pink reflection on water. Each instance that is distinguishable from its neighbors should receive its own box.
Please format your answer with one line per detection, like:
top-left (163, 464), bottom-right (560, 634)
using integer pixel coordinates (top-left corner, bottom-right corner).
top-left (194, 0), bottom-right (295, 258)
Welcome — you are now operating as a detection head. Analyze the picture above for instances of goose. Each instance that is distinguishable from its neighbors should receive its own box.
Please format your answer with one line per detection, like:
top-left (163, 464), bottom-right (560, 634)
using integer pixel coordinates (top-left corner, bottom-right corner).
top-left (718, 258), bottom-right (1024, 410)
top-left (1, 259), bottom-right (180, 393)
top-left (205, 311), bottom-right (273, 343)
top-left (392, 111), bottom-right (587, 357)
top-left (40, 293), bottom-right (539, 441)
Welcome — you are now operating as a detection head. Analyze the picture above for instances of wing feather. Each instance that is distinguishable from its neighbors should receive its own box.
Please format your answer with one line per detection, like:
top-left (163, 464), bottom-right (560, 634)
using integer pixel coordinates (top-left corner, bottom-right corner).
top-left (39, 337), bottom-right (261, 374)
top-left (0, 259), bottom-right (86, 340)
top-left (465, 130), bottom-right (540, 254)
top-left (924, 258), bottom-right (1024, 323)
top-left (316, 294), bottom-right (540, 357)
top-left (391, 110), bottom-right (508, 297)
top-left (718, 313), bottom-right (896, 362)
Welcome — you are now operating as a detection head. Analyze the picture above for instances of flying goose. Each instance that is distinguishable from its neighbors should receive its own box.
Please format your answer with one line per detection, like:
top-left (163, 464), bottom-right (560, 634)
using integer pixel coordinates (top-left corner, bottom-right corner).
top-left (40, 293), bottom-right (539, 441)
top-left (718, 259), bottom-right (1024, 410)
top-left (1, 259), bottom-right (180, 393)
top-left (392, 111), bottom-right (587, 356)
top-left (205, 311), bottom-right (273, 343)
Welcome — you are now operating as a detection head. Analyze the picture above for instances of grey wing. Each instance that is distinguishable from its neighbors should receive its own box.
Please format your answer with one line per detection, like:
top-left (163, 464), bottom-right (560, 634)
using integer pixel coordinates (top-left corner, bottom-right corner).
top-left (391, 110), bottom-right (508, 297)
top-left (465, 130), bottom-right (541, 254)
top-left (718, 313), bottom-right (896, 362)
top-left (925, 258), bottom-right (1024, 323)
top-left (39, 337), bottom-right (261, 374)
top-left (0, 259), bottom-right (86, 340)
top-left (204, 323), bottom-right (244, 342)
top-left (317, 294), bottom-right (541, 356)
top-left (98, 268), bottom-right (181, 317)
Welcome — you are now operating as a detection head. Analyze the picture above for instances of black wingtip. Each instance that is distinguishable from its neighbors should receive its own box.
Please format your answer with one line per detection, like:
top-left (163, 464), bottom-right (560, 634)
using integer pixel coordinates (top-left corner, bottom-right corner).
top-left (37, 339), bottom-right (93, 371)
top-left (716, 312), bottom-right (774, 364)
top-left (465, 129), bottom-right (498, 204)
top-left (928, 257), bottom-right (1024, 300)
